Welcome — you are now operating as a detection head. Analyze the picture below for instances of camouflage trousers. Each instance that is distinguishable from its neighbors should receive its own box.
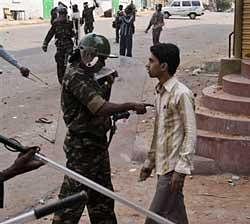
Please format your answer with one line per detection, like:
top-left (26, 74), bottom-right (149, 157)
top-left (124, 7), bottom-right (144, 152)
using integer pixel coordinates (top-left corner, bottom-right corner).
top-left (55, 47), bottom-right (73, 84)
top-left (52, 134), bottom-right (117, 224)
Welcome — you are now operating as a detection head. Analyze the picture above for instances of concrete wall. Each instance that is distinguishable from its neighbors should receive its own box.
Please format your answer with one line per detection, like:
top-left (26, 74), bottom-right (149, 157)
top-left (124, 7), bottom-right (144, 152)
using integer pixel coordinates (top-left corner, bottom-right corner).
top-left (0, 0), bottom-right (43, 20)
top-left (0, 0), bottom-right (110, 20)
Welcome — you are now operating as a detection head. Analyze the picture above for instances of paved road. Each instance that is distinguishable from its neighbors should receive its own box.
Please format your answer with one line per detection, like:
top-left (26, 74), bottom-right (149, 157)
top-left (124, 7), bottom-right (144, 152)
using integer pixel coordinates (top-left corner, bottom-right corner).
top-left (0, 12), bottom-right (233, 221)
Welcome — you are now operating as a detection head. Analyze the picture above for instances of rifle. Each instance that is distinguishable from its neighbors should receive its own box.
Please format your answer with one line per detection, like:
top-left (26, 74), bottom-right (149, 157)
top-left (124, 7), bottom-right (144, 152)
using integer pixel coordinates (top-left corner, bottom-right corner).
top-left (0, 191), bottom-right (87, 224)
top-left (0, 134), bottom-right (174, 224)
top-left (0, 46), bottom-right (48, 85)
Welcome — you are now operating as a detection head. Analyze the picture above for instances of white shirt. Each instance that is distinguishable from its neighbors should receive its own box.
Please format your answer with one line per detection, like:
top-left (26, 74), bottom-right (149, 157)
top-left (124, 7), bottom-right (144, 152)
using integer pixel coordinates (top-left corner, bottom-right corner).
top-left (148, 76), bottom-right (197, 175)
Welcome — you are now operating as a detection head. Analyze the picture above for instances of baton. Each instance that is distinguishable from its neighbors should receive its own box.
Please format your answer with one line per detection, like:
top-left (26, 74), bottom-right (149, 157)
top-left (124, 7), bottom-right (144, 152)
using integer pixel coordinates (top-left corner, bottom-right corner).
top-left (0, 134), bottom-right (175, 224)
top-left (14, 65), bottom-right (48, 86)
top-left (0, 191), bottom-right (88, 224)
top-left (0, 47), bottom-right (48, 86)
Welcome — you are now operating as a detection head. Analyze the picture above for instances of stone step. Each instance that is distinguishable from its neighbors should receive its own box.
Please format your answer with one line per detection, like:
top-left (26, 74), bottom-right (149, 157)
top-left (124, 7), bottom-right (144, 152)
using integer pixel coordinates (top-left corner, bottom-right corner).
top-left (222, 74), bottom-right (250, 97)
top-left (201, 85), bottom-right (250, 115)
top-left (197, 130), bottom-right (250, 174)
top-left (192, 155), bottom-right (221, 175)
top-left (196, 105), bottom-right (250, 136)
top-left (241, 59), bottom-right (250, 79)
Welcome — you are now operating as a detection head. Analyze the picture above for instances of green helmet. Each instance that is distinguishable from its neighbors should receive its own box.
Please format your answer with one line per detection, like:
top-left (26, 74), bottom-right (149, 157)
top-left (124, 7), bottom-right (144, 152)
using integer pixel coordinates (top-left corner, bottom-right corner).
top-left (78, 33), bottom-right (117, 58)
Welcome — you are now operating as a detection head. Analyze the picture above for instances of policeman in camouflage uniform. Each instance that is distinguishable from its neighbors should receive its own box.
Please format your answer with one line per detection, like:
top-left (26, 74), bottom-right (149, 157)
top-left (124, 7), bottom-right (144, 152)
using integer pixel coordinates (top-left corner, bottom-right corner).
top-left (42, 7), bottom-right (75, 84)
top-left (81, 0), bottom-right (99, 34)
top-left (52, 33), bottom-right (152, 224)
top-left (145, 4), bottom-right (164, 46)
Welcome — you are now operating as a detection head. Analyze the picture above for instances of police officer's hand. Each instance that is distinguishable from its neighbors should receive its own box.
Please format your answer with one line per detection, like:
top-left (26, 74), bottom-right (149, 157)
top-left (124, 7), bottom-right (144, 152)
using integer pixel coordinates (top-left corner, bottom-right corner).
top-left (11, 147), bottom-right (44, 176)
top-left (132, 103), bottom-right (154, 114)
top-left (170, 171), bottom-right (186, 193)
top-left (19, 66), bottom-right (30, 77)
top-left (144, 29), bottom-right (148, 34)
top-left (42, 44), bottom-right (48, 52)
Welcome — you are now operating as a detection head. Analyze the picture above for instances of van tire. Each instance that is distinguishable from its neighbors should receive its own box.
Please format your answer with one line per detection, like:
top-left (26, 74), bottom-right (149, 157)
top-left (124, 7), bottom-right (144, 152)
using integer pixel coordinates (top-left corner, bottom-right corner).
top-left (189, 13), bottom-right (196, 19)
top-left (164, 12), bottom-right (170, 19)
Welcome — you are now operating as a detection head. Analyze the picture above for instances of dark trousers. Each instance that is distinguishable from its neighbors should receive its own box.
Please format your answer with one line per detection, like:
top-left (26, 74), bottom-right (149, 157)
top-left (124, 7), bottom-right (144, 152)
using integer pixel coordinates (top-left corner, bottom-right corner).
top-left (119, 35), bottom-right (133, 57)
top-left (115, 27), bottom-right (120, 43)
top-left (84, 23), bottom-right (94, 34)
top-left (152, 28), bottom-right (162, 46)
top-left (55, 47), bottom-right (72, 84)
top-left (145, 171), bottom-right (188, 224)
top-left (52, 135), bottom-right (117, 224)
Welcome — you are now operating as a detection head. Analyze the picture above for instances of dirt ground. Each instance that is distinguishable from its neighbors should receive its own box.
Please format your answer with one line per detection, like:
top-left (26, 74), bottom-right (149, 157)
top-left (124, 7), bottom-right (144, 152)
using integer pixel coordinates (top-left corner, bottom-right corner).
top-left (0, 11), bottom-right (249, 224)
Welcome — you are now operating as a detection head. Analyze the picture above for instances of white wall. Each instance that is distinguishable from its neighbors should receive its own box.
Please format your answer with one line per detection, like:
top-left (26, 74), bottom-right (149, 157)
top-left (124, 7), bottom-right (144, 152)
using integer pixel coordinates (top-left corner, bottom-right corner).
top-left (0, 0), bottom-right (43, 20)
top-left (0, 0), bottom-right (110, 20)
top-left (54, 0), bottom-right (111, 17)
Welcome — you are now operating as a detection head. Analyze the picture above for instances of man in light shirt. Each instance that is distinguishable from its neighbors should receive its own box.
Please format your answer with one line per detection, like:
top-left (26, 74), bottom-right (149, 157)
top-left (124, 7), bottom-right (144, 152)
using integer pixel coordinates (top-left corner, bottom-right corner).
top-left (140, 43), bottom-right (197, 224)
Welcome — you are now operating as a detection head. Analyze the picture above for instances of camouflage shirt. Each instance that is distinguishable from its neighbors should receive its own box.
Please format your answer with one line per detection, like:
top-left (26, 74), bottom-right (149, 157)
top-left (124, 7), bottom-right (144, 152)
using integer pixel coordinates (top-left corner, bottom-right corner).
top-left (61, 63), bottom-right (111, 140)
top-left (43, 18), bottom-right (74, 50)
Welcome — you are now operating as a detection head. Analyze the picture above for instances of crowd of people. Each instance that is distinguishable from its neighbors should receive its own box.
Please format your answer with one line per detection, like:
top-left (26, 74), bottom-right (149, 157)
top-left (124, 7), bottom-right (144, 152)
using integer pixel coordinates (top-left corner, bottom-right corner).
top-left (0, 1), bottom-right (197, 224)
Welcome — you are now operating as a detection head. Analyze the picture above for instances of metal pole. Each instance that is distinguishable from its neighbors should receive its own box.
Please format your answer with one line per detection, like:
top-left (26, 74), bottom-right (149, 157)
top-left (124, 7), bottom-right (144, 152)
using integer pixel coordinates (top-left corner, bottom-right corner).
top-left (35, 153), bottom-right (175, 224)
top-left (0, 211), bottom-right (35, 224)
top-left (0, 135), bottom-right (174, 224)
top-left (0, 192), bottom-right (87, 224)
top-left (234, 0), bottom-right (243, 58)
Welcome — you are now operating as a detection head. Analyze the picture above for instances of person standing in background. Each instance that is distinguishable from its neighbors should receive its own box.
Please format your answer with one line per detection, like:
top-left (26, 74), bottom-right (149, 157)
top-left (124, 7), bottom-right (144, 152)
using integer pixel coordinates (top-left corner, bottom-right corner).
top-left (119, 6), bottom-right (135, 57)
top-left (145, 4), bottom-right (164, 45)
top-left (114, 5), bottom-right (124, 43)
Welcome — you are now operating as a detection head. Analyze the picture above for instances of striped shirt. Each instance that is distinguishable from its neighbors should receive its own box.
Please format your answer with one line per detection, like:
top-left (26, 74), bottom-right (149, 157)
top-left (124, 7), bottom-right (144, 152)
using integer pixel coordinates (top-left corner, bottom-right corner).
top-left (119, 15), bottom-right (135, 36)
top-left (148, 77), bottom-right (196, 175)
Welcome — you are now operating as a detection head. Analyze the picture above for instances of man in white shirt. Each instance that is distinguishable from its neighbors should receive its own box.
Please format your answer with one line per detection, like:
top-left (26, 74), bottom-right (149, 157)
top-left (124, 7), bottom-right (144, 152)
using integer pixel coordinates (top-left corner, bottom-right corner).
top-left (140, 43), bottom-right (197, 224)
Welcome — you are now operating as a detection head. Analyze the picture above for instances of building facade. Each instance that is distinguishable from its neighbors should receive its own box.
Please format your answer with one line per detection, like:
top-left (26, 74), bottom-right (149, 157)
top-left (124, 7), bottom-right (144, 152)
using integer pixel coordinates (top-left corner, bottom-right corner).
top-left (0, 0), bottom-right (105, 20)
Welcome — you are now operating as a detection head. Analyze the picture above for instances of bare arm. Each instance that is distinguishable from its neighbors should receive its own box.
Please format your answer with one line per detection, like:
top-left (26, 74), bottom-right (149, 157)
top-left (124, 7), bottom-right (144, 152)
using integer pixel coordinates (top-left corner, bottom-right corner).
top-left (0, 148), bottom-right (44, 181)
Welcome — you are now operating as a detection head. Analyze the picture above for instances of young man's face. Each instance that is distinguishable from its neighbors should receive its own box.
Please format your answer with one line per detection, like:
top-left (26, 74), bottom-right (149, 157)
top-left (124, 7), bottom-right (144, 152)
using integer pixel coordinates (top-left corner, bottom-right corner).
top-left (146, 53), bottom-right (162, 78)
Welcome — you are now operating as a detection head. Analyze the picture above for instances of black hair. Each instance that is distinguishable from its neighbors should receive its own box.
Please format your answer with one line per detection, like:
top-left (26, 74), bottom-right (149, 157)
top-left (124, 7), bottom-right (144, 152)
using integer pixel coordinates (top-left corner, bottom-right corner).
top-left (72, 4), bottom-right (79, 12)
top-left (150, 43), bottom-right (180, 76)
top-left (125, 5), bottom-right (133, 14)
top-left (119, 5), bottom-right (123, 10)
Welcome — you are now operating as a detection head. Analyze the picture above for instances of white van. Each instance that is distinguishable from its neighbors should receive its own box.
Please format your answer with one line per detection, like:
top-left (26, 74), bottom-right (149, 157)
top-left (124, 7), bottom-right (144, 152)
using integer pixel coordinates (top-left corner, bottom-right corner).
top-left (162, 0), bottom-right (204, 19)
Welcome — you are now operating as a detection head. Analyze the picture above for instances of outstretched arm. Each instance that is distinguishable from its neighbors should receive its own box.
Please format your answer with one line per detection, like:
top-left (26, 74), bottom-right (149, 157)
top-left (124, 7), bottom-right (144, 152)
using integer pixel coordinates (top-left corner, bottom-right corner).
top-left (0, 45), bottom-right (30, 77)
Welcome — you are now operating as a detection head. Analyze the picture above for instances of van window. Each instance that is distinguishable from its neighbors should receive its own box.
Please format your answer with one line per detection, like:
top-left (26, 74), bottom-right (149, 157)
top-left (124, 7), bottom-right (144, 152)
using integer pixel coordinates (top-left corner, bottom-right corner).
top-left (182, 1), bottom-right (191, 6)
top-left (172, 1), bottom-right (181, 7)
top-left (192, 1), bottom-right (201, 6)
